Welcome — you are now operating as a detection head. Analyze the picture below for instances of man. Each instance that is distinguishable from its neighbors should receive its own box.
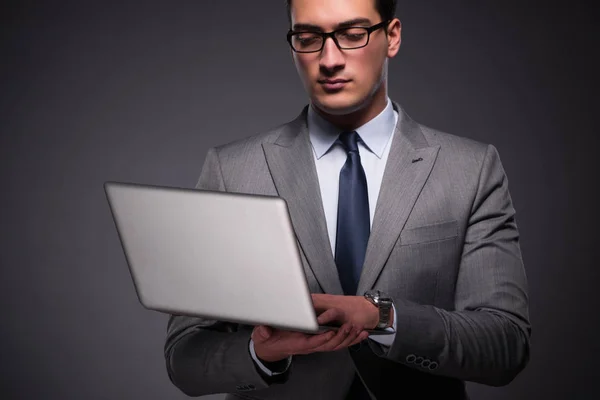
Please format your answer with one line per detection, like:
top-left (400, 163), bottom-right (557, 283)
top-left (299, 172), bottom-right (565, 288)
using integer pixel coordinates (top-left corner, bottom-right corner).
top-left (163, 0), bottom-right (531, 398)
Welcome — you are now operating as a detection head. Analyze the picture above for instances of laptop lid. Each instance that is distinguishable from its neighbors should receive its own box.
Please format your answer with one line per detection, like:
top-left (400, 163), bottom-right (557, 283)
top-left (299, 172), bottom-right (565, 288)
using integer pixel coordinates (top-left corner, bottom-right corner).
top-left (104, 181), bottom-right (320, 333)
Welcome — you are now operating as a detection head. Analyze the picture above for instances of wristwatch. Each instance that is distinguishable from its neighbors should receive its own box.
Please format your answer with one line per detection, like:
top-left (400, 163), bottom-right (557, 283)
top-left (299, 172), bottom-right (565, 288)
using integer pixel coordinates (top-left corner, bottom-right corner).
top-left (363, 290), bottom-right (393, 329)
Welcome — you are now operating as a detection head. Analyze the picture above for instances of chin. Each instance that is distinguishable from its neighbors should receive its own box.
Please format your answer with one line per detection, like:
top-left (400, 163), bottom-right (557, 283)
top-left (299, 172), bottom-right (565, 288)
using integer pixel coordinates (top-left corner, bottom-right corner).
top-left (312, 92), bottom-right (368, 116)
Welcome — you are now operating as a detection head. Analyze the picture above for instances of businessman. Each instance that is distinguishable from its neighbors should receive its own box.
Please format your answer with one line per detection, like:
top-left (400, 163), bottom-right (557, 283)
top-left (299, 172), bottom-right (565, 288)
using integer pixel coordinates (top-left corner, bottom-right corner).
top-left (164, 0), bottom-right (531, 398)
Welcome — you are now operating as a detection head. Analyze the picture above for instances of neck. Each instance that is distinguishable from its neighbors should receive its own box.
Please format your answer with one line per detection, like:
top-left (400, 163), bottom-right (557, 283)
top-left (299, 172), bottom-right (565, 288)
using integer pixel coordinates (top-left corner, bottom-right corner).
top-left (311, 84), bottom-right (388, 131)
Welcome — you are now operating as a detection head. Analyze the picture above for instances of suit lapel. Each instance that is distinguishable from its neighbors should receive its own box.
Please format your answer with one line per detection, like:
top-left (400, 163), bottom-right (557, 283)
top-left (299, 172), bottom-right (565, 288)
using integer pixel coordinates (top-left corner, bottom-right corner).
top-left (357, 105), bottom-right (440, 294)
top-left (262, 108), bottom-right (344, 295)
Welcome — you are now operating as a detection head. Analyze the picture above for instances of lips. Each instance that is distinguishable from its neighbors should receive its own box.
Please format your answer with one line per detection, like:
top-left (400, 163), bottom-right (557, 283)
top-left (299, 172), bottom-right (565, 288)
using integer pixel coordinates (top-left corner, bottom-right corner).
top-left (319, 79), bottom-right (350, 91)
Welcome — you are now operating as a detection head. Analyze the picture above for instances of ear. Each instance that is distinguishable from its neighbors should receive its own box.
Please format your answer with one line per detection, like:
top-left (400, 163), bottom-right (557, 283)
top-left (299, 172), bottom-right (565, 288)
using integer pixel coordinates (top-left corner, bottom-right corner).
top-left (386, 18), bottom-right (401, 58)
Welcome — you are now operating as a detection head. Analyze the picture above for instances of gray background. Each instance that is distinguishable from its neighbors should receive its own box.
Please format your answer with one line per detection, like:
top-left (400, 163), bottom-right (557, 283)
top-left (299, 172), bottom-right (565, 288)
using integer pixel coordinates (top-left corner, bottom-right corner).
top-left (1, 1), bottom-right (597, 399)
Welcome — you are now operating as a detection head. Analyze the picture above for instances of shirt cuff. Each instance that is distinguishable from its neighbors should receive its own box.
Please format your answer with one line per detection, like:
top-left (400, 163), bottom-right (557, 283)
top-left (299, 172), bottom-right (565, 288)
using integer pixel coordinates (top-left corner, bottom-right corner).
top-left (249, 339), bottom-right (292, 376)
top-left (368, 303), bottom-right (397, 347)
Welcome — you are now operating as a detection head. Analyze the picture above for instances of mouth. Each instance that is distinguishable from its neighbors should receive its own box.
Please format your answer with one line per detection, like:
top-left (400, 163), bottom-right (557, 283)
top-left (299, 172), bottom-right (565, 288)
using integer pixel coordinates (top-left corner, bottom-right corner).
top-left (318, 79), bottom-right (350, 91)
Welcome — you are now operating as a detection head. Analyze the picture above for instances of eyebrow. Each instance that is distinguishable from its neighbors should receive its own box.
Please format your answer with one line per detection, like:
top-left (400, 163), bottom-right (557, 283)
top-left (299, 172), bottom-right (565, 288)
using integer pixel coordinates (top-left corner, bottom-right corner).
top-left (292, 18), bottom-right (372, 32)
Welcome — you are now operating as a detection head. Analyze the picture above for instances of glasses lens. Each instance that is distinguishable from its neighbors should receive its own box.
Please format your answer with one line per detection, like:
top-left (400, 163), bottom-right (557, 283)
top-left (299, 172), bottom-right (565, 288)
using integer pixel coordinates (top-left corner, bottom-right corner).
top-left (291, 32), bottom-right (323, 52)
top-left (335, 27), bottom-right (369, 49)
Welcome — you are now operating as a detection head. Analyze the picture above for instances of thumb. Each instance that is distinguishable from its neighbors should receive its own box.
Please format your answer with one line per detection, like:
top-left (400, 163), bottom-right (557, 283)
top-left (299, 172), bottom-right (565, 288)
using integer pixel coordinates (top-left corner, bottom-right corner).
top-left (253, 325), bottom-right (272, 342)
top-left (260, 326), bottom-right (272, 339)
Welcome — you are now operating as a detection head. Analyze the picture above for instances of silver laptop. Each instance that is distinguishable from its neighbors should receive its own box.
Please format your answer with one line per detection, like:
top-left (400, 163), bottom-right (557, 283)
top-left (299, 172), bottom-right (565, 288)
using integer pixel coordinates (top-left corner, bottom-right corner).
top-left (104, 181), bottom-right (336, 334)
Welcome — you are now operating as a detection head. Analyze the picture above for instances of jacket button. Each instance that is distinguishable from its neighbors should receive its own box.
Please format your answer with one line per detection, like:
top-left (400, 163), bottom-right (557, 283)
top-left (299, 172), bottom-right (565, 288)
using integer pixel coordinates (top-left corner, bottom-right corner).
top-left (428, 362), bottom-right (438, 370)
top-left (421, 359), bottom-right (431, 368)
top-left (415, 356), bottom-right (424, 365)
top-left (406, 354), bottom-right (416, 363)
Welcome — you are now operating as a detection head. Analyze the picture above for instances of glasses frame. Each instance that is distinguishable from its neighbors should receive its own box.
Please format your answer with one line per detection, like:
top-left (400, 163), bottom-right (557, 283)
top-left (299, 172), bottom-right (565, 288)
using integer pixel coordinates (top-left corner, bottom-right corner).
top-left (287, 20), bottom-right (391, 53)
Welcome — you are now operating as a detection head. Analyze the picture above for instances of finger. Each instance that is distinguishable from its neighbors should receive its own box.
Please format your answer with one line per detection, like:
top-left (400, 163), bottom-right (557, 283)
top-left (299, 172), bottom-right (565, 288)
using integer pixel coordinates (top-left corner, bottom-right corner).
top-left (331, 326), bottom-right (361, 351)
top-left (251, 325), bottom-right (273, 343)
top-left (348, 331), bottom-right (369, 347)
top-left (294, 328), bottom-right (339, 355)
top-left (317, 308), bottom-right (344, 325)
top-left (311, 293), bottom-right (328, 313)
top-left (319, 323), bottom-right (353, 351)
top-left (297, 330), bottom-right (337, 353)
top-left (309, 323), bottom-right (353, 353)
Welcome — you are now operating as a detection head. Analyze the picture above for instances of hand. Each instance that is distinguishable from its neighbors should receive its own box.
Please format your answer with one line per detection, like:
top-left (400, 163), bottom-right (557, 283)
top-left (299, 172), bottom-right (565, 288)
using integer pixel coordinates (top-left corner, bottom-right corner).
top-left (252, 308), bottom-right (369, 363)
top-left (311, 293), bottom-right (385, 330)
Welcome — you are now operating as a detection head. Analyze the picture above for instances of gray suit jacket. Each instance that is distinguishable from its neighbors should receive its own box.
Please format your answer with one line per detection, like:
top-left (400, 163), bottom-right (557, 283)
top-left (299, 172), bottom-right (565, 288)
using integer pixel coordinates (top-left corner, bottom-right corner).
top-left (163, 103), bottom-right (531, 399)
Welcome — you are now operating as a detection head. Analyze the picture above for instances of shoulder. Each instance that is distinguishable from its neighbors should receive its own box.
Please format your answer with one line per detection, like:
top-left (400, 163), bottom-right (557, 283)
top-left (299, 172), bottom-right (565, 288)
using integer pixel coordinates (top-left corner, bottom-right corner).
top-left (413, 121), bottom-right (505, 175)
top-left (210, 128), bottom-right (278, 161)
top-left (209, 109), bottom-right (306, 163)
top-left (393, 102), bottom-right (494, 165)
top-left (420, 123), bottom-right (490, 158)
top-left (405, 115), bottom-right (506, 184)
top-left (403, 115), bottom-right (513, 211)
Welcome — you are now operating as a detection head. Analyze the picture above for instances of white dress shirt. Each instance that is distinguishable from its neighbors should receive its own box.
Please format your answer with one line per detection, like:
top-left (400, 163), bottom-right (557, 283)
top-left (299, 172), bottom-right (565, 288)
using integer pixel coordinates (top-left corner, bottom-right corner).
top-left (250, 98), bottom-right (399, 375)
top-left (308, 97), bottom-right (398, 349)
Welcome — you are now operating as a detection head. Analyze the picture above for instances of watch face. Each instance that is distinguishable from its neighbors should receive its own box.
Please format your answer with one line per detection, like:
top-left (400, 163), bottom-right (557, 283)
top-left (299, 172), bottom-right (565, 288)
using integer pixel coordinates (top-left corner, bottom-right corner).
top-left (366, 290), bottom-right (390, 300)
top-left (366, 291), bottom-right (393, 308)
top-left (364, 290), bottom-right (377, 302)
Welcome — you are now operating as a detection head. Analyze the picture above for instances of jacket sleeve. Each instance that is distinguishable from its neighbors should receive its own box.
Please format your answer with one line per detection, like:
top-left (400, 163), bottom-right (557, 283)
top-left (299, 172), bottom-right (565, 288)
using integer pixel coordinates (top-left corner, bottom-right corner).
top-left (163, 148), bottom-right (290, 396)
top-left (369, 144), bottom-right (531, 387)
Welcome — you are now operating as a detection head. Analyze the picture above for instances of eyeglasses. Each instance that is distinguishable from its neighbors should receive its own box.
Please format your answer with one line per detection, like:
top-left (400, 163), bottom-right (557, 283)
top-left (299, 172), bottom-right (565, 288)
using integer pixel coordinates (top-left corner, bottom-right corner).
top-left (287, 20), bottom-right (390, 53)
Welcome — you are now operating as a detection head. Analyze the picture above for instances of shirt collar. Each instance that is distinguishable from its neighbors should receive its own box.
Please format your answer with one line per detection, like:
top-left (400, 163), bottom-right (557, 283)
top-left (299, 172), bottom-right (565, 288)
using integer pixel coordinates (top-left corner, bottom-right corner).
top-left (308, 97), bottom-right (396, 160)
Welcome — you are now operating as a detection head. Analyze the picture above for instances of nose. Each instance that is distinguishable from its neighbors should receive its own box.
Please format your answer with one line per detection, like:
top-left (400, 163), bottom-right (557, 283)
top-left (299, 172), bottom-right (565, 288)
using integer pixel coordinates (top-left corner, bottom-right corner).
top-left (319, 36), bottom-right (345, 73)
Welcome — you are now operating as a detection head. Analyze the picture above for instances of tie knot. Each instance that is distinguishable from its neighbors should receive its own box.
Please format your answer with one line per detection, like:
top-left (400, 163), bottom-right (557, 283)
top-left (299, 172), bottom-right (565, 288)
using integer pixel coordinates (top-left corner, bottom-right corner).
top-left (339, 131), bottom-right (360, 154)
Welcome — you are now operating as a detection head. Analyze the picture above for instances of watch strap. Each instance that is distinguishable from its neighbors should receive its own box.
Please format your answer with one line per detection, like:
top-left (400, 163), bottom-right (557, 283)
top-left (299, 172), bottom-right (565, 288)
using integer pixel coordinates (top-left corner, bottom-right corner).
top-left (364, 290), bottom-right (393, 329)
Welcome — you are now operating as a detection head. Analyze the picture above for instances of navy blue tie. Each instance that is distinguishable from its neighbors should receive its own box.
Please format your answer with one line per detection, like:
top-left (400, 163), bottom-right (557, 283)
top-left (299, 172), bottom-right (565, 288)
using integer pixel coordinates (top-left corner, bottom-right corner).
top-left (335, 131), bottom-right (370, 296)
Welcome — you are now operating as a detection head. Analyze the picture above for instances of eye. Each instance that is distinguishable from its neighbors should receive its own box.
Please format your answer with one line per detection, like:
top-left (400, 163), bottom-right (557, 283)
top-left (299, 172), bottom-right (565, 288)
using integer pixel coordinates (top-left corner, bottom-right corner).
top-left (337, 28), bottom-right (368, 42)
top-left (341, 33), bottom-right (366, 41)
top-left (294, 33), bottom-right (321, 45)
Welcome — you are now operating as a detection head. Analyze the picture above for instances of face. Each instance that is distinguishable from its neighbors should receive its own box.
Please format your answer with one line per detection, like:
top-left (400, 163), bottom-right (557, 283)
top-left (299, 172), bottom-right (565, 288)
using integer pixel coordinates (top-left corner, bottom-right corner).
top-left (289, 0), bottom-right (400, 119)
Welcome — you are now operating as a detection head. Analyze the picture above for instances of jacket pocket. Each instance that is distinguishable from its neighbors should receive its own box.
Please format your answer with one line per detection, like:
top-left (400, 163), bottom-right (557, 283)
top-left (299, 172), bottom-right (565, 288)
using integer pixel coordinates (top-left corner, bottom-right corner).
top-left (399, 220), bottom-right (459, 246)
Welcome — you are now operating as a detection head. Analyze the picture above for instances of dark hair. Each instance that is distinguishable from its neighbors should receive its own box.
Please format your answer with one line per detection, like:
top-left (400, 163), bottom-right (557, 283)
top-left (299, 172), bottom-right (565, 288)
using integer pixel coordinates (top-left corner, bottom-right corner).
top-left (285, 0), bottom-right (397, 26)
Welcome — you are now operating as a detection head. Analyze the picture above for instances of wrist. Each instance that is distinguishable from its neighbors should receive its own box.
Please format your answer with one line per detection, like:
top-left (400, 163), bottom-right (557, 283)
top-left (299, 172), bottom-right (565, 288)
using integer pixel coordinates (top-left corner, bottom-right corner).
top-left (249, 339), bottom-right (291, 380)
top-left (258, 354), bottom-right (289, 370)
top-left (255, 346), bottom-right (287, 364)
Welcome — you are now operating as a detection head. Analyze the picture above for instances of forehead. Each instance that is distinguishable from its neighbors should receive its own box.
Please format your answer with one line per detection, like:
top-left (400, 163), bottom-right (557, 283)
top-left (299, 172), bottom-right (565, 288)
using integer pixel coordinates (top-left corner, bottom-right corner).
top-left (290, 0), bottom-right (379, 28)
